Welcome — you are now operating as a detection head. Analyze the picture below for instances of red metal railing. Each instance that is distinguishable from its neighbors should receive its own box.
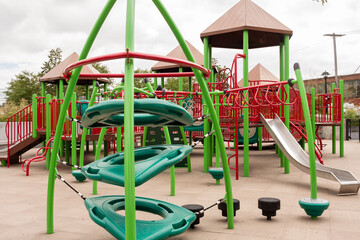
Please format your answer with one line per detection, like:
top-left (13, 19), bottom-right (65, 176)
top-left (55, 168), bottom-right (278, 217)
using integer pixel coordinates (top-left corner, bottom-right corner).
top-left (6, 104), bottom-right (33, 147)
top-left (5, 103), bottom-right (33, 167)
top-left (36, 97), bottom-right (46, 131)
top-left (315, 90), bottom-right (341, 123)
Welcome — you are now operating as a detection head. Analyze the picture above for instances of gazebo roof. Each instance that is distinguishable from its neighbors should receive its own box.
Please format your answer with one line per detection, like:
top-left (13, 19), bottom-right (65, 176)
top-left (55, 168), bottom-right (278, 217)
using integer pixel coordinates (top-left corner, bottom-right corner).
top-left (151, 41), bottom-right (204, 73)
top-left (39, 52), bottom-right (109, 85)
top-left (200, 0), bottom-right (293, 49)
top-left (238, 63), bottom-right (279, 87)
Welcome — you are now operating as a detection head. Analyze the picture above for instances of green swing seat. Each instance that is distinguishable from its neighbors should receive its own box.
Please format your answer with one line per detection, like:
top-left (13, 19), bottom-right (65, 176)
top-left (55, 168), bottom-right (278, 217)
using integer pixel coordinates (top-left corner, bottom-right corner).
top-left (85, 195), bottom-right (196, 240)
top-left (81, 99), bottom-right (194, 128)
top-left (81, 145), bottom-right (193, 187)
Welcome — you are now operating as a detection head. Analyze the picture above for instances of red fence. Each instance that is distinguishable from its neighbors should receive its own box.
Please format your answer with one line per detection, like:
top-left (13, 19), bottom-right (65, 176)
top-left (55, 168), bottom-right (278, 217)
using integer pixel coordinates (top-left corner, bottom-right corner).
top-left (6, 104), bottom-right (33, 147)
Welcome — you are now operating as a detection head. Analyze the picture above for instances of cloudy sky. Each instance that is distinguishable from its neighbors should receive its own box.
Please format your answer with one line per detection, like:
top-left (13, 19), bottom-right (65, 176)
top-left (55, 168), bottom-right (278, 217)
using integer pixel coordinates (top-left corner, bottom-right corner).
top-left (1, 0), bottom-right (360, 90)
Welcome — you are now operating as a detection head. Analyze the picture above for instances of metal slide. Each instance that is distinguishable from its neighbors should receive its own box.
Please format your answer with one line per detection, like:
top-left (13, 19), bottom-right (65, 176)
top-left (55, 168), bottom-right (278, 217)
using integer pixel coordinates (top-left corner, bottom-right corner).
top-left (260, 113), bottom-right (360, 195)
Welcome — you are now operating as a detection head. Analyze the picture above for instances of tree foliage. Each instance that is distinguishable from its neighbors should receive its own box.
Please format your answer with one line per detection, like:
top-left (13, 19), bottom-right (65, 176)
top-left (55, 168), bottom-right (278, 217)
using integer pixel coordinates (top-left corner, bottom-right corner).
top-left (0, 99), bottom-right (29, 121)
top-left (164, 77), bottom-right (194, 91)
top-left (4, 71), bottom-right (41, 105)
top-left (314, 0), bottom-right (327, 4)
top-left (345, 109), bottom-right (359, 120)
top-left (40, 48), bottom-right (62, 76)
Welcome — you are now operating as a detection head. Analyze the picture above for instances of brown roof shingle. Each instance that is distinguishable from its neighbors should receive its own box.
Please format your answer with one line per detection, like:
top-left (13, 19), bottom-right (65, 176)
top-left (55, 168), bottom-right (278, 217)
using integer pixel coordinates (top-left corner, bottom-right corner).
top-left (238, 63), bottom-right (279, 87)
top-left (200, 0), bottom-right (292, 49)
top-left (151, 41), bottom-right (204, 72)
top-left (39, 52), bottom-right (109, 85)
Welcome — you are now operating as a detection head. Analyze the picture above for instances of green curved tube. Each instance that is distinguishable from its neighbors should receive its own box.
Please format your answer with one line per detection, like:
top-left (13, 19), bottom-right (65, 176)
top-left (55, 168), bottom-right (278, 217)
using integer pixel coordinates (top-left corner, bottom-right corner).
top-left (294, 66), bottom-right (317, 199)
top-left (153, 0), bottom-right (234, 229)
top-left (46, 0), bottom-right (116, 234)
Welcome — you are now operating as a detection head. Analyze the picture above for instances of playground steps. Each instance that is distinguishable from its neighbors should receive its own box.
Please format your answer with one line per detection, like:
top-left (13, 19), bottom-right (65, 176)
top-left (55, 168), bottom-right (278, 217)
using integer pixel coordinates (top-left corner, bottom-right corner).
top-left (0, 135), bottom-right (45, 165)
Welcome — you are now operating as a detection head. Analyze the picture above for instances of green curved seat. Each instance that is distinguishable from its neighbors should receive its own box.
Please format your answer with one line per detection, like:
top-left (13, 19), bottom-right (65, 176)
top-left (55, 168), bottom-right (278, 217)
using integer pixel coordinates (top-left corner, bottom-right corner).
top-left (81, 99), bottom-right (194, 128)
top-left (85, 195), bottom-right (196, 240)
top-left (81, 145), bottom-right (193, 187)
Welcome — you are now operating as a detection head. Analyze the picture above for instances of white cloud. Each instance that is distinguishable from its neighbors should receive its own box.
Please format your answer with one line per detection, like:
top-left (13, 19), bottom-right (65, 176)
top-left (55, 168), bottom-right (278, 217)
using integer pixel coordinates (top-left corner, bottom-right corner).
top-left (0, 0), bottom-right (359, 88)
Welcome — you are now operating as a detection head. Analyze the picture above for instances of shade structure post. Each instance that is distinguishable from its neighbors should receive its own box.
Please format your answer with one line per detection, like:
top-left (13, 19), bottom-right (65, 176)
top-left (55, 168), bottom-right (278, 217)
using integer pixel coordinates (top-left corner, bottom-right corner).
top-left (243, 30), bottom-right (249, 177)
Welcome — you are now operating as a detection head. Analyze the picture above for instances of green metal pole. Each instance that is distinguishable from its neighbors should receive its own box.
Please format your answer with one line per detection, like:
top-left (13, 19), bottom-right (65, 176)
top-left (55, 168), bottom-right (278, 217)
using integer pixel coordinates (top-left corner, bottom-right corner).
top-left (124, 0), bottom-right (136, 238)
top-left (46, 0), bottom-right (116, 234)
top-left (93, 127), bottom-right (107, 195)
top-left (332, 82), bottom-right (336, 154)
top-left (153, 0), bottom-right (234, 228)
top-left (215, 92), bottom-right (220, 185)
top-left (279, 42), bottom-right (285, 167)
top-left (55, 84), bottom-right (59, 99)
top-left (340, 80), bottom-right (344, 157)
top-left (243, 30), bottom-right (250, 177)
top-left (283, 35), bottom-right (290, 174)
top-left (311, 88), bottom-right (316, 138)
top-left (92, 80), bottom-right (97, 155)
top-left (32, 94), bottom-right (38, 139)
top-left (161, 77), bottom-right (164, 88)
top-left (301, 137), bottom-right (305, 150)
top-left (58, 80), bottom-right (64, 158)
top-left (117, 127), bottom-right (122, 152)
top-left (59, 79), bottom-right (64, 98)
top-left (179, 67), bottom-right (183, 91)
top-left (65, 141), bottom-right (70, 163)
top-left (178, 67), bottom-right (191, 171)
top-left (85, 84), bottom-right (90, 152)
top-left (258, 127), bottom-right (262, 151)
top-left (41, 82), bottom-right (46, 149)
top-left (145, 80), bottom-right (176, 195)
top-left (208, 44), bottom-right (212, 82)
top-left (294, 64), bottom-right (318, 199)
top-left (45, 94), bottom-right (51, 170)
top-left (203, 36), bottom-right (211, 173)
top-left (71, 93), bottom-right (77, 170)
top-left (153, 70), bottom-right (158, 89)
top-left (79, 84), bottom-right (99, 167)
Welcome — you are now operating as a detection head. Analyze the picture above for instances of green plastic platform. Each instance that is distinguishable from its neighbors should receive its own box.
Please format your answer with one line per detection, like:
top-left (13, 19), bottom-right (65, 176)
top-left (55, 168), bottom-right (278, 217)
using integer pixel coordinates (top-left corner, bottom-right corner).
top-left (81, 99), bottom-right (194, 128)
top-left (238, 127), bottom-right (258, 144)
top-left (81, 145), bottom-right (193, 187)
top-left (84, 195), bottom-right (196, 240)
top-left (184, 123), bottom-right (204, 132)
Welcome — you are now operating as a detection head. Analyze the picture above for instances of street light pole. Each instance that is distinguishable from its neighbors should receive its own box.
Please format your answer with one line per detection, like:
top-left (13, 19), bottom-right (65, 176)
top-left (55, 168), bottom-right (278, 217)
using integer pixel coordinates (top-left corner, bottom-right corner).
top-left (324, 33), bottom-right (345, 88)
top-left (321, 70), bottom-right (330, 94)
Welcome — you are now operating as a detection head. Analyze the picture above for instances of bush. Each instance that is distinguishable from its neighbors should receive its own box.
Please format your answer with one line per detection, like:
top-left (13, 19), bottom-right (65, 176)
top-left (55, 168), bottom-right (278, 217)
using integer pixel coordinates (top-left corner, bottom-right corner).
top-left (0, 99), bottom-right (29, 122)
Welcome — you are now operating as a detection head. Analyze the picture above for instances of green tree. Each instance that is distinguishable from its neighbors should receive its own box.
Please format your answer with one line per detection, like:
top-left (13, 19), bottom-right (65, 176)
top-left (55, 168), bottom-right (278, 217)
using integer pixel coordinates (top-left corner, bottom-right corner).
top-left (164, 77), bottom-right (194, 91)
top-left (134, 68), bottom-right (152, 89)
top-left (40, 48), bottom-right (62, 76)
top-left (4, 71), bottom-right (41, 104)
top-left (40, 48), bottom-right (63, 96)
top-left (345, 109), bottom-right (359, 120)
top-left (0, 99), bottom-right (29, 121)
top-left (74, 62), bottom-right (113, 98)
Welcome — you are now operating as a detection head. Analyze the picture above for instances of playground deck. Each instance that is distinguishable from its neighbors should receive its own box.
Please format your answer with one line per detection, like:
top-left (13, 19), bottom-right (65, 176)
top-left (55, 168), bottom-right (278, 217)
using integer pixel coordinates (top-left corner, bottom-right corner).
top-left (1, 139), bottom-right (359, 240)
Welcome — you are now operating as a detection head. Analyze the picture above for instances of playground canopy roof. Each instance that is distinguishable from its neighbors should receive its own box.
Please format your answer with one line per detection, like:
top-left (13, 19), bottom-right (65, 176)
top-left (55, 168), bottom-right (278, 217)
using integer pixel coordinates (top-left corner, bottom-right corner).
top-left (39, 52), bottom-right (109, 85)
top-left (151, 40), bottom-right (205, 73)
top-left (238, 63), bottom-right (279, 87)
top-left (200, 0), bottom-right (293, 49)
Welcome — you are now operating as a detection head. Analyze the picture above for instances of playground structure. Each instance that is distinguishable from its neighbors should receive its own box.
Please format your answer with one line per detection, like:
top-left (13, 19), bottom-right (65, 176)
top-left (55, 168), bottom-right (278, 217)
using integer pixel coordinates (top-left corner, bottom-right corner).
top-left (2, 0), bottom-right (360, 239)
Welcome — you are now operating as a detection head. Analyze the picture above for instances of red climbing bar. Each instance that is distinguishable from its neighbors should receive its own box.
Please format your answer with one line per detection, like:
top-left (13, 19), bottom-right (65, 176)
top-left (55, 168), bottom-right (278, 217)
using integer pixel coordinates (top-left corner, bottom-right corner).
top-left (63, 51), bottom-right (211, 79)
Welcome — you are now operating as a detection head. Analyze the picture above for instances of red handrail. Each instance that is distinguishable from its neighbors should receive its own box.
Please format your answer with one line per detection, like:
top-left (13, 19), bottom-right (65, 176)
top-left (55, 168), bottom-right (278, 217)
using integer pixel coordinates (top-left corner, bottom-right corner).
top-left (5, 103), bottom-right (33, 167)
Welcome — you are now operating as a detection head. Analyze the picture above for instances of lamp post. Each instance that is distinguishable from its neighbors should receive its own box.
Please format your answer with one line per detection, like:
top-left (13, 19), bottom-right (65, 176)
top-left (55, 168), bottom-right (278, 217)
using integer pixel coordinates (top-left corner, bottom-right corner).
top-left (321, 70), bottom-right (330, 94)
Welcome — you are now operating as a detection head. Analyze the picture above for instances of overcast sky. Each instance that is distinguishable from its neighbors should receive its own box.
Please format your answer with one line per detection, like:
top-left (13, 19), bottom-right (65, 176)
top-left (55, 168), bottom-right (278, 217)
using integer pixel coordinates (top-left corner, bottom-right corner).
top-left (1, 0), bottom-right (360, 89)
